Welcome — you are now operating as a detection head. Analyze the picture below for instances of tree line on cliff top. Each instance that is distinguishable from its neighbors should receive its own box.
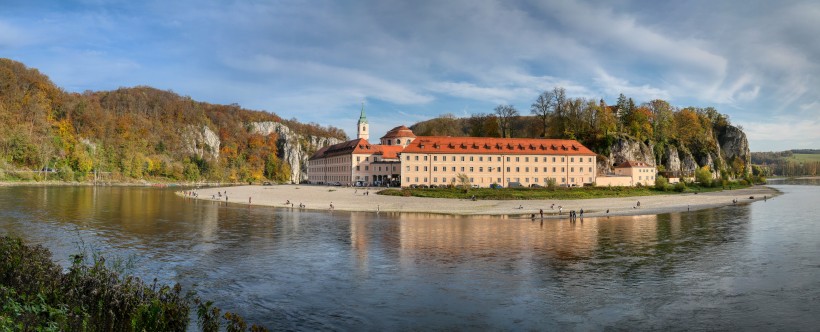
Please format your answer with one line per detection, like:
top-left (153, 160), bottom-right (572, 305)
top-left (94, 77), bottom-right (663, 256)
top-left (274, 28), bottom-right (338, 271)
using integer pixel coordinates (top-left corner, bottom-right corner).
top-left (411, 86), bottom-right (739, 173)
top-left (0, 59), bottom-right (346, 183)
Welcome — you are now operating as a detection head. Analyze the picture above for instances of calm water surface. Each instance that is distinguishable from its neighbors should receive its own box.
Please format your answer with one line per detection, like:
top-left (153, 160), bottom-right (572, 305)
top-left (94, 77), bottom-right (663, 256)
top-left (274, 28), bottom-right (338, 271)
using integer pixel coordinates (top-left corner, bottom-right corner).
top-left (1, 179), bottom-right (819, 330)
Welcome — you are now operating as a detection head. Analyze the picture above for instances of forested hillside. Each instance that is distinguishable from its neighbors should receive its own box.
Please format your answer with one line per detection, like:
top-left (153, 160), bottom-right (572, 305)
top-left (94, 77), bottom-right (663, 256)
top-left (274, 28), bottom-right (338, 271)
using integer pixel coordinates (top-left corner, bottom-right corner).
top-left (751, 150), bottom-right (819, 176)
top-left (0, 59), bottom-right (346, 183)
top-left (411, 87), bottom-right (752, 180)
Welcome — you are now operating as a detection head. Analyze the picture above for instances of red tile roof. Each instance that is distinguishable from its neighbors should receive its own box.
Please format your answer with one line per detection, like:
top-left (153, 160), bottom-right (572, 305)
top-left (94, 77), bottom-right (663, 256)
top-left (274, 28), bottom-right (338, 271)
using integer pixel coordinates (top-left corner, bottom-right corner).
top-left (380, 125), bottom-right (416, 139)
top-left (616, 160), bottom-right (653, 168)
top-left (401, 136), bottom-right (596, 156)
top-left (309, 139), bottom-right (404, 160)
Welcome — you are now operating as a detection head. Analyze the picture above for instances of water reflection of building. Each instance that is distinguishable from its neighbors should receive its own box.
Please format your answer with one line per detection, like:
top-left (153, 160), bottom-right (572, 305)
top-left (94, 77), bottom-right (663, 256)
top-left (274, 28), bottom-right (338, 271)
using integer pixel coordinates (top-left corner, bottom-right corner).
top-left (350, 212), bottom-right (370, 271)
top-left (345, 208), bottom-right (747, 272)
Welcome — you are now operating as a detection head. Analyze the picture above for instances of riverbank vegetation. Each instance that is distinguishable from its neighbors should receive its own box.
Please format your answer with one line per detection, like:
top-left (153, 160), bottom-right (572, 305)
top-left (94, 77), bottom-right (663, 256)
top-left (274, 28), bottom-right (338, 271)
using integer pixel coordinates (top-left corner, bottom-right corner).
top-left (0, 235), bottom-right (266, 331)
top-left (379, 177), bottom-right (757, 200)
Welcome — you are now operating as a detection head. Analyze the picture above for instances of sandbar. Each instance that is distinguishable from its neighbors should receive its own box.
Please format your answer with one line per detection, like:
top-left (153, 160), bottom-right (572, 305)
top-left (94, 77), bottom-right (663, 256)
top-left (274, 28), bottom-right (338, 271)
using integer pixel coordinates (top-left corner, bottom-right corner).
top-left (182, 184), bottom-right (780, 218)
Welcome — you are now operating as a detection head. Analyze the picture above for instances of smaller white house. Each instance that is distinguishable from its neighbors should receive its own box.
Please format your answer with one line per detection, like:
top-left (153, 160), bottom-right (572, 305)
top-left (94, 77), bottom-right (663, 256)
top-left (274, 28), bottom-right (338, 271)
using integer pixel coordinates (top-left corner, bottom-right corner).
top-left (596, 160), bottom-right (657, 187)
top-left (614, 160), bottom-right (656, 186)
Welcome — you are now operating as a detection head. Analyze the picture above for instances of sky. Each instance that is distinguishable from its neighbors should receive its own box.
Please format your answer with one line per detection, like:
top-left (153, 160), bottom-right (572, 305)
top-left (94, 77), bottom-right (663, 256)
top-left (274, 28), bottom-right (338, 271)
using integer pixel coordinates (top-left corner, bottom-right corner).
top-left (1, 0), bottom-right (818, 152)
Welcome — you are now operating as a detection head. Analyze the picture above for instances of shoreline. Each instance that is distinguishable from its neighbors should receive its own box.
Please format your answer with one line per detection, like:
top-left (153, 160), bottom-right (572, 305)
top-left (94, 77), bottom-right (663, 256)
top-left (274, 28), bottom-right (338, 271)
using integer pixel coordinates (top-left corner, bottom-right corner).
top-left (181, 184), bottom-right (782, 218)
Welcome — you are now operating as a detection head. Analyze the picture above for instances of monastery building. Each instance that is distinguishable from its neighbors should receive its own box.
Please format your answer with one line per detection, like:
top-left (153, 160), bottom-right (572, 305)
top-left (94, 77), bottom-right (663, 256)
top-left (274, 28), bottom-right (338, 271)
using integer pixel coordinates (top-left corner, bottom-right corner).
top-left (308, 109), bottom-right (618, 188)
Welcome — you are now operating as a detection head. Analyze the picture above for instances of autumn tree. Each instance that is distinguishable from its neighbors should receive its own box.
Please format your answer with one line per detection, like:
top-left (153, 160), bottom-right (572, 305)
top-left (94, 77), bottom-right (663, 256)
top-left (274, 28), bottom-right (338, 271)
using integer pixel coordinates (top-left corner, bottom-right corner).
top-left (467, 113), bottom-right (500, 137)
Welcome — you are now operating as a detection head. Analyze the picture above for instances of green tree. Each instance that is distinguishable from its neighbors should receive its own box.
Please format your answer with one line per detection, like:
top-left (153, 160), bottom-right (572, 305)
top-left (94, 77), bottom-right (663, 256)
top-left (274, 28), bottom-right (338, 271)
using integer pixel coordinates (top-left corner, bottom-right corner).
top-left (695, 166), bottom-right (712, 186)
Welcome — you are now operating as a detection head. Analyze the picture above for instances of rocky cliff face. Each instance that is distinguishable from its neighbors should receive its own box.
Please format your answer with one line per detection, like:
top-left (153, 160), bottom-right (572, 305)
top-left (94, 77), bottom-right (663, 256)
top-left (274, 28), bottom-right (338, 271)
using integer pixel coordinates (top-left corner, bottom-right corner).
top-left (251, 122), bottom-right (343, 183)
top-left (717, 125), bottom-right (752, 176)
top-left (599, 124), bottom-right (751, 179)
top-left (597, 135), bottom-right (655, 174)
top-left (181, 125), bottom-right (220, 160)
top-left (179, 121), bottom-right (341, 183)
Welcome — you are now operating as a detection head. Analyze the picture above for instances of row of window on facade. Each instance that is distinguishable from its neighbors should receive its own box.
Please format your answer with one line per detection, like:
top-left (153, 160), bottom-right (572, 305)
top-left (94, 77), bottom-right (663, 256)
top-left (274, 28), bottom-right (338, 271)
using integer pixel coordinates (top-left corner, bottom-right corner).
top-left (405, 155), bottom-right (594, 163)
top-left (385, 139), bottom-right (412, 146)
top-left (312, 165), bottom-right (399, 172)
top-left (406, 177), bottom-right (594, 184)
top-left (355, 156), bottom-right (383, 162)
top-left (406, 165), bottom-right (594, 173)
top-left (315, 156), bottom-right (350, 164)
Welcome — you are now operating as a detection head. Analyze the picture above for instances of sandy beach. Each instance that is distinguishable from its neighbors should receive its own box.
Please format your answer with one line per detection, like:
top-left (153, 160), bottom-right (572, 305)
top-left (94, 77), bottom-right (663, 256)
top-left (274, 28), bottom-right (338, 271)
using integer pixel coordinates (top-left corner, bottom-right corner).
top-left (182, 184), bottom-right (780, 218)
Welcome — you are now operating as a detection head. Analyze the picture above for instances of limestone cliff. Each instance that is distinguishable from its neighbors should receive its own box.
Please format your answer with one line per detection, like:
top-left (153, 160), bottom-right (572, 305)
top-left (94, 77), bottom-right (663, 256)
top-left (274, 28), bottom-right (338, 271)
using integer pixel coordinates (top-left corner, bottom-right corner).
top-left (179, 121), bottom-right (341, 183)
top-left (250, 122), bottom-right (343, 183)
top-left (597, 124), bottom-right (751, 180)
top-left (717, 125), bottom-right (752, 176)
top-left (181, 125), bottom-right (221, 160)
top-left (597, 135), bottom-right (655, 174)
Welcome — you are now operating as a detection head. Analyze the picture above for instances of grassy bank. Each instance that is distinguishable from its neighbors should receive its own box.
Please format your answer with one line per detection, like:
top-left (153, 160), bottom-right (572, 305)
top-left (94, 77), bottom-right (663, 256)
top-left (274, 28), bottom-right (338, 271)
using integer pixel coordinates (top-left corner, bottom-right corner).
top-left (0, 236), bottom-right (266, 331)
top-left (379, 182), bottom-right (753, 200)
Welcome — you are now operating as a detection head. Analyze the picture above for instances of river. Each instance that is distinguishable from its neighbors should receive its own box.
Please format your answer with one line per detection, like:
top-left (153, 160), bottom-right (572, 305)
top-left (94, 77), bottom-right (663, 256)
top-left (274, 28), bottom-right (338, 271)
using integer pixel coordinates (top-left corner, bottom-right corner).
top-left (1, 179), bottom-right (818, 330)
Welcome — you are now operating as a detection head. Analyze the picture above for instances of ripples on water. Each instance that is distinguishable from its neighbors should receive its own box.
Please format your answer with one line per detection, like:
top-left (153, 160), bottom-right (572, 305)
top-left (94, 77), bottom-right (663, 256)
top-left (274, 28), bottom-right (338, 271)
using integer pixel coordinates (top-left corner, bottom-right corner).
top-left (1, 182), bottom-right (819, 330)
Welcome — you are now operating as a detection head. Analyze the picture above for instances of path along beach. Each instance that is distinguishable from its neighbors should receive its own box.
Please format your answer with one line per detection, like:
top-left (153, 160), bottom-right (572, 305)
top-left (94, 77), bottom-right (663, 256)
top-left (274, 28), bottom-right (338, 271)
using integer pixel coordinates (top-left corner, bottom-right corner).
top-left (182, 184), bottom-right (780, 218)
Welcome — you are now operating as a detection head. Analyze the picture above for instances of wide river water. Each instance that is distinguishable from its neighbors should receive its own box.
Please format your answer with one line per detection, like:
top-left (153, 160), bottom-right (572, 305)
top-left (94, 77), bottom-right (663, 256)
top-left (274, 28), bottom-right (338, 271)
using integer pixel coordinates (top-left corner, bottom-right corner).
top-left (1, 179), bottom-right (819, 330)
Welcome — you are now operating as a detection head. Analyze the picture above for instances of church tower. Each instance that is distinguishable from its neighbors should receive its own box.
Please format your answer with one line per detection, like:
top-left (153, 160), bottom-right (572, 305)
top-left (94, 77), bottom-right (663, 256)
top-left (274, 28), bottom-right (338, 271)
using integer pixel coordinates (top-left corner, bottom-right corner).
top-left (357, 103), bottom-right (369, 141)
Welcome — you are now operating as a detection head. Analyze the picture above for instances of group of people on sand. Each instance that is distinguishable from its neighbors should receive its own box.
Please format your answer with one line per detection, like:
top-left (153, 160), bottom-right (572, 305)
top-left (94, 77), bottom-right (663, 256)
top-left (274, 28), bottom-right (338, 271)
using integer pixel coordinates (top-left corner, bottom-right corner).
top-left (530, 205), bottom-right (584, 221)
top-left (206, 190), bottom-right (227, 201)
top-left (526, 200), bottom-right (650, 220)
top-left (283, 200), bottom-right (305, 209)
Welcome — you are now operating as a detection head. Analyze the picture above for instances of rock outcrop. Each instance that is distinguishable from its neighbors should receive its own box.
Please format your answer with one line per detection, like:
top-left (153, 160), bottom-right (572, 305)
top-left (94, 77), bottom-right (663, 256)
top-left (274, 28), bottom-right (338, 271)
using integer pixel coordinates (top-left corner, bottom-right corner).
top-left (594, 124), bottom-right (750, 180)
top-left (717, 125), bottom-right (752, 176)
top-left (251, 122), bottom-right (343, 183)
top-left (178, 121), bottom-right (341, 183)
top-left (181, 125), bottom-right (220, 160)
top-left (597, 135), bottom-right (655, 174)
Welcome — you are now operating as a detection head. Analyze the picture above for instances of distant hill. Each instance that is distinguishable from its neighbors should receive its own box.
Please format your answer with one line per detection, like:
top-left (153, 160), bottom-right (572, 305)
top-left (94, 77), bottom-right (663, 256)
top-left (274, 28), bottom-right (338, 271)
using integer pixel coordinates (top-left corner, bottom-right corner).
top-left (0, 58), bottom-right (346, 183)
top-left (751, 150), bottom-right (820, 176)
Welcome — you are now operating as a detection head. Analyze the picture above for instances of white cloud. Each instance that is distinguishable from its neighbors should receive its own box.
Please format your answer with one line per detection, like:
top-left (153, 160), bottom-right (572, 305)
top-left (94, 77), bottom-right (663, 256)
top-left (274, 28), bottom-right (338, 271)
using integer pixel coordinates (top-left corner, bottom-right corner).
top-left (223, 55), bottom-right (433, 105)
top-left (743, 116), bottom-right (820, 150)
top-left (593, 69), bottom-right (669, 102)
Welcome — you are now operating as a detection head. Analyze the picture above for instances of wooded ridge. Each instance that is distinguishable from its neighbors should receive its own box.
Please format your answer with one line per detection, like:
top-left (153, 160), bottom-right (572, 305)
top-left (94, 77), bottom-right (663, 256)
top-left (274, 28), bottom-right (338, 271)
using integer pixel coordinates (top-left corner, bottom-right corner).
top-left (410, 87), bottom-right (753, 180)
top-left (0, 58), bottom-right (346, 183)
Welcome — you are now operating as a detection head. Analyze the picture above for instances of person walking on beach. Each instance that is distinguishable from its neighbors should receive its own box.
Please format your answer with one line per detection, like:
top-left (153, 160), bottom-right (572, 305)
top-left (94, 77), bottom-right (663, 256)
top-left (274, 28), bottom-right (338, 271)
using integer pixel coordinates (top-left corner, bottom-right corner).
top-left (330, 202), bottom-right (334, 210)
top-left (637, 200), bottom-right (641, 208)
top-left (539, 209), bottom-right (544, 219)
top-left (579, 209), bottom-right (584, 218)
top-left (558, 206), bottom-right (562, 215)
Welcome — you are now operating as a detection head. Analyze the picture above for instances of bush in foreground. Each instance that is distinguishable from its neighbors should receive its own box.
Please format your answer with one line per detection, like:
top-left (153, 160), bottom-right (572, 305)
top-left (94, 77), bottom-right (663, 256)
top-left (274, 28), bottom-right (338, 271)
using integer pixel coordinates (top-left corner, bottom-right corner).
top-left (0, 236), bottom-right (267, 331)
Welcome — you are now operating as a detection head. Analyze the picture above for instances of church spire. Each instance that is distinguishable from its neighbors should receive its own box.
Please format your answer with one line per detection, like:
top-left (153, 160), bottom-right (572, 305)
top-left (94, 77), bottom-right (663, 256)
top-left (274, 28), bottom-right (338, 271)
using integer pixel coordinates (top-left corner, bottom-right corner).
top-left (357, 102), bottom-right (369, 140)
top-left (358, 102), bottom-right (368, 124)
